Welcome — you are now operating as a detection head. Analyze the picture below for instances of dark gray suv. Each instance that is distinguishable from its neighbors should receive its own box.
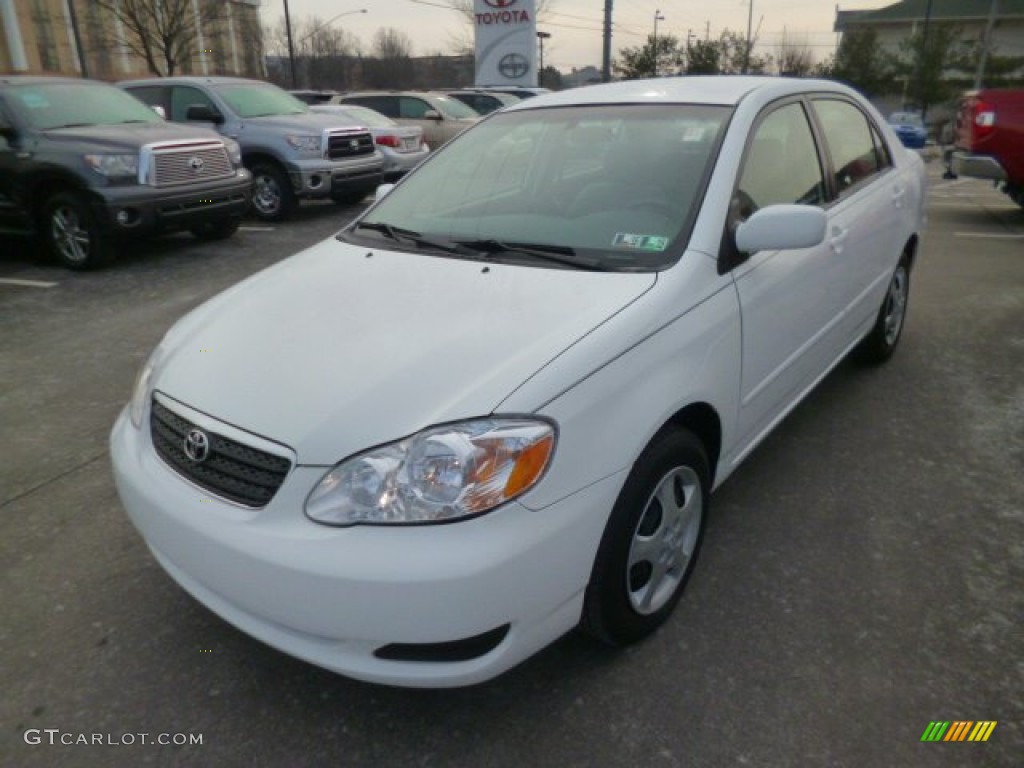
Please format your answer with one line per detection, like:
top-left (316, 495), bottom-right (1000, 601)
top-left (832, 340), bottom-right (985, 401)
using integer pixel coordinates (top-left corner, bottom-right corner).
top-left (0, 76), bottom-right (252, 269)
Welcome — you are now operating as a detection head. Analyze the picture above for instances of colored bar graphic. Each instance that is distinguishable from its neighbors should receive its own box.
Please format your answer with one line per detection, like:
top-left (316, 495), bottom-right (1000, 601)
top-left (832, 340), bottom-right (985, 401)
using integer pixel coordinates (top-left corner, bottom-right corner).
top-left (921, 721), bottom-right (996, 742)
top-left (944, 721), bottom-right (973, 741)
top-left (968, 722), bottom-right (997, 742)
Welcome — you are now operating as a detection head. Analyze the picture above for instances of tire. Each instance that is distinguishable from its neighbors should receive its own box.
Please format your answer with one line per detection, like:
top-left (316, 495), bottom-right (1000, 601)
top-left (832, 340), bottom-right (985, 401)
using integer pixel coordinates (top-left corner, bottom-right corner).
top-left (582, 428), bottom-right (709, 647)
top-left (190, 217), bottom-right (241, 241)
top-left (41, 191), bottom-right (111, 270)
top-left (854, 253), bottom-right (910, 365)
top-left (249, 162), bottom-right (296, 221)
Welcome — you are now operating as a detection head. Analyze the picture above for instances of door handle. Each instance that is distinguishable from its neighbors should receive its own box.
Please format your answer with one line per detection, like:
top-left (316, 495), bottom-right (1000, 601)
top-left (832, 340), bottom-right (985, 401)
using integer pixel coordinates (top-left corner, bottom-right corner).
top-left (829, 226), bottom-right (849, 254)
top-left (892, 186), bottom-right (906, 208)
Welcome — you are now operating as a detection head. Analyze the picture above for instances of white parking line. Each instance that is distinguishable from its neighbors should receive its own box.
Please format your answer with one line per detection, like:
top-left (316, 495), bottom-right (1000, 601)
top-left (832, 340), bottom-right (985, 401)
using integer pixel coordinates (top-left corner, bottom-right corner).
top-left (0, 277), bottom-right (58, 288)
top-left (954, 232), bottom-right (1024, 239)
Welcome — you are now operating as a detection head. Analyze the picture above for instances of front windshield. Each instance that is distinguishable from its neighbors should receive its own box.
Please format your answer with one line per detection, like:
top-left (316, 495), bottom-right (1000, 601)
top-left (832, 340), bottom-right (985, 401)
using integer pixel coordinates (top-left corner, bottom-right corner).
top-left (890, 112), bottom-right (923, 127)
top-left (7, 82), bottom-right (163, 130)
top-left (346, 104), bottom-right (730, 271)
top-left (434, 95), bottom-right (480, 120)
top-left (215, 83), bottom-right (308, 118)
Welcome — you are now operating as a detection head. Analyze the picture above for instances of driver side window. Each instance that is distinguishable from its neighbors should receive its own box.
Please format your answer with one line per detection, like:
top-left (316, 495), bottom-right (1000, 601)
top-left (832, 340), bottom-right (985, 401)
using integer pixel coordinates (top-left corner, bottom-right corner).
top-left (171, 86), bottom-right (218, 122)
top-left (736, 102), bottom-right (826, 219)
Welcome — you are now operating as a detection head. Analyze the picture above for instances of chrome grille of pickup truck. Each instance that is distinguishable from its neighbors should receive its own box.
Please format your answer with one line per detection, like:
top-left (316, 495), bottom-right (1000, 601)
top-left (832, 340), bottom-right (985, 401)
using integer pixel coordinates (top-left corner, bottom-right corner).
top-left (326, 130), bottom-right (375, 160)
top-left (150, 398), bottom-right (292, 508)
top-left (150, 142), bottom-right (234, 187)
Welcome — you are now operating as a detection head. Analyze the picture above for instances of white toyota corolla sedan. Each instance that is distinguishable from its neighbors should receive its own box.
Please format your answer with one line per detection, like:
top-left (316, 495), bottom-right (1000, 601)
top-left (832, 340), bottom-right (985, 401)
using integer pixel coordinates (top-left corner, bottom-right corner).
top-left (111, 77), bottom-right (926, 688)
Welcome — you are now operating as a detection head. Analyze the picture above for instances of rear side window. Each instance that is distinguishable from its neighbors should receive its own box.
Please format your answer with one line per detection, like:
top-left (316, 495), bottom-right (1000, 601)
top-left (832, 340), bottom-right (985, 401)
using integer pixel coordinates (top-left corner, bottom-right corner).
top-left (126, 86), bottom-right (166, 114)
top-left (812, 99), bottom-right (888, 194)
top-left (737, 102), bottom-right (826, 215)
top-left (347, 96), bottom-right (397, 118)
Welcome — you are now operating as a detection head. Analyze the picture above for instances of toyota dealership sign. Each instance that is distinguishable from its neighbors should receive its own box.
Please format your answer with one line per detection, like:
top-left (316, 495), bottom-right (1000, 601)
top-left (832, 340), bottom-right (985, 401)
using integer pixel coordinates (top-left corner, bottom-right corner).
top-left (474, 0), bottom-right (537, 86)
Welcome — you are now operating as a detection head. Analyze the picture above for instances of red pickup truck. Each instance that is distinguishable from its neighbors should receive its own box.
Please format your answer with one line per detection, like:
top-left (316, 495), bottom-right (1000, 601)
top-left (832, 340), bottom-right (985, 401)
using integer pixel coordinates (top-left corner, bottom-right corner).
top-left (948, 89), bottom-right (1024, 208)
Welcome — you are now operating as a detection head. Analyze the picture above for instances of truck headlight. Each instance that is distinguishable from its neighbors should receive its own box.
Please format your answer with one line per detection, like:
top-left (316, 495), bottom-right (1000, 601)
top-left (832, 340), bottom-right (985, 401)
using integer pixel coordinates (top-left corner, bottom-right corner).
top-left (222, 138), bottom-right (243, 166)
top-left (285, 135), bottom-right (321, 154)
top-left (84, 153), bottom-right (139, 179)
top-left (305, 418), bottom-right (556, 526)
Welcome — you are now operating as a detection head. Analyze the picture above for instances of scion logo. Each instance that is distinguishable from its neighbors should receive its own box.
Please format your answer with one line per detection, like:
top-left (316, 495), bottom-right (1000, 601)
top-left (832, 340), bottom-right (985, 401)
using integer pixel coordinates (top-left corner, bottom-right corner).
top-left (483, 0), bottom-right (517, 7)
top-left (498, 53), bottom-right (530, 79)
top-left (183, 428), bottom-right (210, 463)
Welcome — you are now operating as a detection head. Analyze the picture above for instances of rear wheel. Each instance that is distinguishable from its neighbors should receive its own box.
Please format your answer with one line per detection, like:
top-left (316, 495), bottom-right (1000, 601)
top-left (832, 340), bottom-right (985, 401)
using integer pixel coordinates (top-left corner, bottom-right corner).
top-left (42, 191), bottom-right (111, 270)
top-left (582, 428), bottom-right (709, 646)
top-left (854, 253), bottom-right (910, 364)
top-left (190, 217), bottom-right (241, 241)
top-left (249, 162), bottom-right (295, 221)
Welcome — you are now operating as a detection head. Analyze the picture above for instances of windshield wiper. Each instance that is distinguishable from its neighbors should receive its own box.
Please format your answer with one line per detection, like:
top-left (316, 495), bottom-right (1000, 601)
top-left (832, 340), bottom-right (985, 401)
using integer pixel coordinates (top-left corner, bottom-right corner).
top-left (351, 221), bottom-right (459, 253)
top-left (453, 238), bottom-right (609, 271)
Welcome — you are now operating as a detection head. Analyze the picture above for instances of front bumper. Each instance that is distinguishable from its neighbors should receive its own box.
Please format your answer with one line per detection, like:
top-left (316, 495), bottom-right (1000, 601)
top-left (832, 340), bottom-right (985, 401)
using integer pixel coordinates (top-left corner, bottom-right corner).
top-left (287, 156), bottom-right (384, 199)
top-left (110, 406), bottom-right (620, 688)
top-left (94, 170), bottom-right (252, 234)
top-left (950, 151), bottom-right (1008, 182)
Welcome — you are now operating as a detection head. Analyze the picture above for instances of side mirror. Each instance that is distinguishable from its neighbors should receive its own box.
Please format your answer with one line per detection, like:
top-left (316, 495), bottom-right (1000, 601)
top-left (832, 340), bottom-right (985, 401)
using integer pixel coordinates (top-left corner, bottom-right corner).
top-left (422, 109), bottom-right (443, 121)
top-left (735, 204), bottom-right (827, 253)
top-left (151, 105), bottom-right (167, 119)
top-left (375, 183), bottom-right (395, 201)
top-left (185, 104), bottom-right (223, 124)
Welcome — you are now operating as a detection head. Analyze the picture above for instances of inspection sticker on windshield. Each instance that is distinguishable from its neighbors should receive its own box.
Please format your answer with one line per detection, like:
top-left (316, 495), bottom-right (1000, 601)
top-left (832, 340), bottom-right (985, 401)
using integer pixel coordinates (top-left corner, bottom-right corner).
top-left (613, 233), bottom-right (669, 252)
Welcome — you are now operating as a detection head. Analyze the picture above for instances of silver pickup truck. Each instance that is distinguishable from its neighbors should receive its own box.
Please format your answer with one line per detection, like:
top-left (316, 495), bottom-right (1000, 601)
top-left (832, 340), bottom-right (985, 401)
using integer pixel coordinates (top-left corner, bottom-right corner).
top-left (120, 77), bottom-right (383, 221)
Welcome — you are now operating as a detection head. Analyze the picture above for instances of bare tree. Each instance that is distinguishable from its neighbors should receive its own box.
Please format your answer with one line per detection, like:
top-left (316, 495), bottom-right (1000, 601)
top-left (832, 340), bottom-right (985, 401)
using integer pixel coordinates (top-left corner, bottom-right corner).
top-left (775, 30), bottom-right (815, 77)
top-left (365, 28), bottom-right (415, 88)
top-left (373, 28), bottom-right (414, 60)
top-left (94, 0), bottom-right (227, 76)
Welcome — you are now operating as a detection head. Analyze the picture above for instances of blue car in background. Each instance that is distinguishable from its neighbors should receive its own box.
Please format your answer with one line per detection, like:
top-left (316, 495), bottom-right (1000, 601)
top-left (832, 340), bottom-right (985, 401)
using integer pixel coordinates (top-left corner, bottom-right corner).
top-left (888, 111), bottom-right (928, 149)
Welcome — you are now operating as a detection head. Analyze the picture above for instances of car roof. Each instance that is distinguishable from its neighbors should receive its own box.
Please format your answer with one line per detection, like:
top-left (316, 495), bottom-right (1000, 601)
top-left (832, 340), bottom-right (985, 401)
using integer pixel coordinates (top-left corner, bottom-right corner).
top-left (0, 75), bottom-right (109, 87)
top-left (119, 76), bottom-right (263, 87)
top-left (504, 76), bottom-right (855, 112)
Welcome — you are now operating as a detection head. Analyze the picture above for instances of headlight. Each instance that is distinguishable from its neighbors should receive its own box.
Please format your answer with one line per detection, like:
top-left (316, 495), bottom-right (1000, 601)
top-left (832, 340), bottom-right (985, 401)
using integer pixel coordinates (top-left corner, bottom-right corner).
top-left (285, 135), bottom-right (321, 154)
top-left (128, 348), bottom-right (162, 429)
top-left (305, 418), bottom-right (556, 526)
top-left (84, 153), bottom-right (139, 179)
top-left (222, 138), bottom-right (243, 165)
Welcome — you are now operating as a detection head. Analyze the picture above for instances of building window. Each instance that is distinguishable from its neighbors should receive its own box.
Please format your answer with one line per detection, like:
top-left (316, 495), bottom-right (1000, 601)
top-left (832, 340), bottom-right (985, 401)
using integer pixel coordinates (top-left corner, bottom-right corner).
top-left (31, 0), bottom-right (58, 71)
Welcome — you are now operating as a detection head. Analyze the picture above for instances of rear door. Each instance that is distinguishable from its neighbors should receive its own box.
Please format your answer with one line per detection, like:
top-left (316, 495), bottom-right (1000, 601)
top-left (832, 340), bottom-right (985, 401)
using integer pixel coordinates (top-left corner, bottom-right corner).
top-left (809, 97), bottom-right (905, 339)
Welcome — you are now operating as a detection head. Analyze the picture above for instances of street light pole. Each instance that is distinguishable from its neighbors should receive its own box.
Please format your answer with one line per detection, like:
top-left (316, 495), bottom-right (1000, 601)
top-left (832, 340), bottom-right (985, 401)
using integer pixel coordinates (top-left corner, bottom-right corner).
top-left (283, 0), bottom-right (297, 88)
top-left (537, 31), bottom-right (551, 87)
top-left (652, 9), bottom-right (665, 77)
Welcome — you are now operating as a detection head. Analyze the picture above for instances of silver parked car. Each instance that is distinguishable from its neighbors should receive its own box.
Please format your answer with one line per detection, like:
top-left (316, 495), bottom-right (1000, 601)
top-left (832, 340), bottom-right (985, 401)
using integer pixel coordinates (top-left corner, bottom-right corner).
top-left (331, 91), bottom-right (479, 148)
top-left (310, 104), bottom-right (429, 181)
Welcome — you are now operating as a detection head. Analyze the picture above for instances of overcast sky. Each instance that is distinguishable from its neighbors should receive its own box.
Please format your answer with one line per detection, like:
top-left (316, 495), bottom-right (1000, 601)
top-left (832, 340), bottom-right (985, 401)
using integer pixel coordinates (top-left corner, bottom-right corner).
top-left (261, 1), bottom-right (894, 71)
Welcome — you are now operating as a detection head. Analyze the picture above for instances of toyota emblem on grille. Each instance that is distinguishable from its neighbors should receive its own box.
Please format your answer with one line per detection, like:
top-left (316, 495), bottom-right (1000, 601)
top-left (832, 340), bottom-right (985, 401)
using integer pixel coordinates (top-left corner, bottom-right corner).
top-left (183, 428), bottom-right (210, 463)
top-left (349, 138), bottom-right (360, 149)
top-left (188, 156), bottom-right (205, 172)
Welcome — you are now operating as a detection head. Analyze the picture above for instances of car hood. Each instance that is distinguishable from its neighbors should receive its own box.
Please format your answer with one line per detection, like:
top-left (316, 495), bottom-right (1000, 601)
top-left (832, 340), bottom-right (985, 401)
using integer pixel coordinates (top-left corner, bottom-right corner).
top-left (155, 238), bottom-right (656, 465)
top-left (41, 121), bottom-right (224, 151)
top-left (243, 112), bottom-right (367, 134)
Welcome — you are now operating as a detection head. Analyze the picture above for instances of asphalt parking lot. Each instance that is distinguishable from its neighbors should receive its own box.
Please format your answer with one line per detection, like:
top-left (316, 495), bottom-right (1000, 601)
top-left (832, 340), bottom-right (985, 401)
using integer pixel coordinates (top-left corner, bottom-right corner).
top-left (2, 166), bottom-right (1022, 767)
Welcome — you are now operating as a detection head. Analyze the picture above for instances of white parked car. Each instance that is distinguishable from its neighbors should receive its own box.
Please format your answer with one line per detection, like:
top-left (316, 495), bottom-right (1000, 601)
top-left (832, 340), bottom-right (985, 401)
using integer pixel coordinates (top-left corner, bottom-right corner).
top-left (111, 77), bottom-right (926, 688)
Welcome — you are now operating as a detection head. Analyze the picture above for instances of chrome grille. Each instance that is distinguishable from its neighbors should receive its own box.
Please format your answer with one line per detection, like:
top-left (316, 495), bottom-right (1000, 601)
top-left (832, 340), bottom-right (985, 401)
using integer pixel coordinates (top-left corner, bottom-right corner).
top-left (150, 398), bottom-right (291, 508)
top-left (326, 130), bottom-right (375, 160)
top-left (151, 143), bottom-right (234, 187)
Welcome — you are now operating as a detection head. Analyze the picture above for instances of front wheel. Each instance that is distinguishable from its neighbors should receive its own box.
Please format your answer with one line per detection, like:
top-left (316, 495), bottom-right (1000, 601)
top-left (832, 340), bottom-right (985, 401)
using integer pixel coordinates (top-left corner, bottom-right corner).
top-left (582, 428), bottom-right (709, 647)
top-left (854, 254), bottom-right (910, 364)
top-left (41, 191), bottom-right (111, 270)
top-left (249, 163), bottom-right (296, 221)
